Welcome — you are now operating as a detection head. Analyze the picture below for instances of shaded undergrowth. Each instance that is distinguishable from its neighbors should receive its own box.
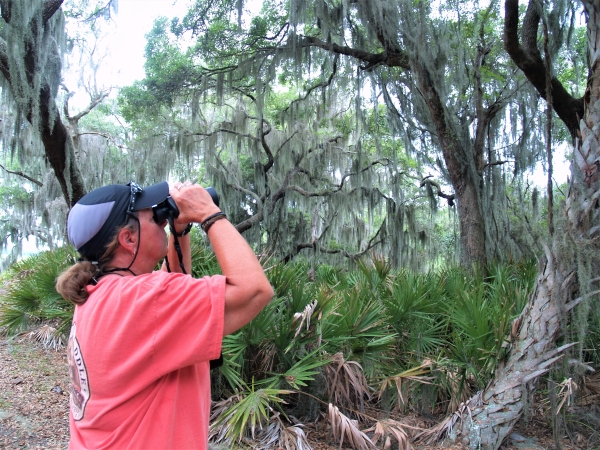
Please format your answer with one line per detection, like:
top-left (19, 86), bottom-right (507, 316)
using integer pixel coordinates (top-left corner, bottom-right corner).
top-left (2, 236), bottom-right (594, 448)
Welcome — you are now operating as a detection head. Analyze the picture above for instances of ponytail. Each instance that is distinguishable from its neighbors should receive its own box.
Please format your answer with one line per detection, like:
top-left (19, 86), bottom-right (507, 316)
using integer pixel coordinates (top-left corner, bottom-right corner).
top-left (56, 218), bottom-right (139, 305)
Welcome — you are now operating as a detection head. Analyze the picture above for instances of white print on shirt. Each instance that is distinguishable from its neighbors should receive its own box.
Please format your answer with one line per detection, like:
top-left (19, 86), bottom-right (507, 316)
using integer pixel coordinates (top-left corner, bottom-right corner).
top-left (67, 322), bottom-right (90, 420)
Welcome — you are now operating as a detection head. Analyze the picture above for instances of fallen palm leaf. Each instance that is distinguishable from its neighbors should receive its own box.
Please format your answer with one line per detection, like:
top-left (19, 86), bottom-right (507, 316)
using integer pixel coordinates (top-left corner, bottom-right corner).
top-left (328, 403), bottom-right (377, 449)
top-left (256, 412), bottom-right (311, 450)
top-left (364, 418), bottom-right (417, 450)
top-left (555, 378), bottom-right (578, 415)
top-left (29, 324), bottom-right (64, 350)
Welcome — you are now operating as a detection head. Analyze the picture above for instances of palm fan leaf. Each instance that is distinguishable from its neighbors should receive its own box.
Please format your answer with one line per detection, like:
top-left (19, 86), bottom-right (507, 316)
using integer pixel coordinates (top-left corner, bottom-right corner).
top-left (255, 412), bottom-right (311, 450)
top-left (326, 352), bottom-right (372, 413)
top-left (378, 360), bottom-right (433, 410)
top-left (364, 418), bottom-right (421, 450)
top-left (209, 387), bottom-right (293, 444)
top-left (328, 403), bottom-right (377, 449)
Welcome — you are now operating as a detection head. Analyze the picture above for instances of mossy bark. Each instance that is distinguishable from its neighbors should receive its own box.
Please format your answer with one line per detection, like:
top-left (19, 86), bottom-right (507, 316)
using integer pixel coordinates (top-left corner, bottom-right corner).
top-left (455, 1), bottom-right (600, 447)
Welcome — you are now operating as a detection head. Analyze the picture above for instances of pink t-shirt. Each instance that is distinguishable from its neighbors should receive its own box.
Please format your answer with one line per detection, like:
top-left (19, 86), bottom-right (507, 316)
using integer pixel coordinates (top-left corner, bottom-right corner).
top-left (67, 271), bottom-right (225, 450)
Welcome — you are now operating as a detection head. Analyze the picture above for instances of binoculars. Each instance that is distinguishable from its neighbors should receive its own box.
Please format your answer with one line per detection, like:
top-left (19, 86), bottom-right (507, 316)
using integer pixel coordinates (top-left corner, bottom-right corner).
top-left (152, 187), bottom-right (219, 224)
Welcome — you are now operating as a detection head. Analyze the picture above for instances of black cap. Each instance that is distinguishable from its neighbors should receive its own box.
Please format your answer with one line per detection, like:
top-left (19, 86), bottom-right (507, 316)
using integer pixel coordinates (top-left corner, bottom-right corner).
top-left (67, 181), bottom-right (169, 262)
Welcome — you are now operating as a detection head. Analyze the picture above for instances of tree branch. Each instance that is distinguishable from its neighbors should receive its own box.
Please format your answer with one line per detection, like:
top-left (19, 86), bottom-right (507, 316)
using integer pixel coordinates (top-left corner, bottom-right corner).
top-left (43, 0), bottom-right (64, 23)
top-left (420, 176), bottom-right (455, 207)
top-left (284, 215), bottom-right (386, 263)
top-left (67, 91), bottom-right (110, 123)
top-left (504, 0), bottom-right (583, 141)
top-left (283, 54), bottom-right (339, 114)
top-left (0, 164), bottom-right (43, 186)
top-left (302, 35), bottom-right (410, 70)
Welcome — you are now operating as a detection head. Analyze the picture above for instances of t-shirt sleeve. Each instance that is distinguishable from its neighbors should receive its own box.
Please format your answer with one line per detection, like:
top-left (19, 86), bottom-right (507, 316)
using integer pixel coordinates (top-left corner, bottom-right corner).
top-left (146, 273), bottom-right (225, 375)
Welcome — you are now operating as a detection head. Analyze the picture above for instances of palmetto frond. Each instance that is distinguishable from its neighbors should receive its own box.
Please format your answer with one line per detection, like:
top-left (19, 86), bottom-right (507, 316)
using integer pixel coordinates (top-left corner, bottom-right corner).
top-left (219, 333), bottom-right (246, 391)
top-left (433, 359), bottom-right (475, 413)
top-left (255, 412), bottom-right (311, 450)
top-left (1, 247), bottom-right (74, 344)
top-left (325, 352), bottom-right (372, 414)
top-left (378, 360), bottom-right (433, 410)
top-left (209, 387), bottom-right (293, 444)
top-left (328, 403), bottom-right (377, 449)
top-left (364, 418), bottom-right (419, 450)
top-left (29, 324), bottom-right (65, 350)
top-left (190, 232), bottom-right (221, 277)
top-left (357, 255), bottom-right (392, 291)
top-left (280, 349), bottom-right (329, 389)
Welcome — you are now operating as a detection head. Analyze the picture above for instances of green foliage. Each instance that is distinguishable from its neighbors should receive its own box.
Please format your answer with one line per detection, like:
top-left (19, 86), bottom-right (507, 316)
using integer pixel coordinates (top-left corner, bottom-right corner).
top-left (189, 228), bottom-right (222, 276)
top-left (0, 244), bottom-right (552, 443)
top-left (210, 386), bottom-right (293, 444)
top-left (214, 255), bottom-right (542, 442)
top-left (0, 182), bottom-right (36, 269)
top-left (0, 247), bottom-right (76, 344)
top-left (556, 26), bottom-right (587, 97)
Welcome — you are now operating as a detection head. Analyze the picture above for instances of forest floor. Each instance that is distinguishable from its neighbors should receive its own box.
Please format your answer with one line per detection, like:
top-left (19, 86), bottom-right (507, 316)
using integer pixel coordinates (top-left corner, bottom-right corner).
top-left (0, 336), bottom-right (595, 450)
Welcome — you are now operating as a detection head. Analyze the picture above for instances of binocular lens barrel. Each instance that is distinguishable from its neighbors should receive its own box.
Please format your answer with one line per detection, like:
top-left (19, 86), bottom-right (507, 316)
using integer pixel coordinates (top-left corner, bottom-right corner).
top-left (206, 187), bottom-right (219, 207)
top-left (152, 186), bottom-right (219, 225)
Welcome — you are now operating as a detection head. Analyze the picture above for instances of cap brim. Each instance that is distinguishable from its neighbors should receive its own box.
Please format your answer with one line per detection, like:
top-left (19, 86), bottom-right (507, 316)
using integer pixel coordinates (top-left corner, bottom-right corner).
top-left (132, 181), bottom-right (169, 210)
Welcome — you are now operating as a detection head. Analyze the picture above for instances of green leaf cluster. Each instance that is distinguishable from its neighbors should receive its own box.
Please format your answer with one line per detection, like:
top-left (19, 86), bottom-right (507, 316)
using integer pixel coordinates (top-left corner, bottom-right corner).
top-left (0, 247), bottom-right (76, 344)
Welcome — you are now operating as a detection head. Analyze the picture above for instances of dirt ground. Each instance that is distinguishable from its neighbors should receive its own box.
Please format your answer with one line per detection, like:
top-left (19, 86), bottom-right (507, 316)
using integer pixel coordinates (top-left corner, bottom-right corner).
top-left (0, 336), bottom-right (595, 450)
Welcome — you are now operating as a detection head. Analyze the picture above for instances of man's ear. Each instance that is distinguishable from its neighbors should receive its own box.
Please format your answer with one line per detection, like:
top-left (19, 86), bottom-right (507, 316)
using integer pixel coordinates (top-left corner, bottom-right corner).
top-left (117, 227), bottom-right (138, 254)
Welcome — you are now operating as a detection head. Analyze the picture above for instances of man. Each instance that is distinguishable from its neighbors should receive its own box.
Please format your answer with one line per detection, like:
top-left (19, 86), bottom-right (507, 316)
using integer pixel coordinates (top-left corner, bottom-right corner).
top-left (56, 180), bottom-right (274, 449)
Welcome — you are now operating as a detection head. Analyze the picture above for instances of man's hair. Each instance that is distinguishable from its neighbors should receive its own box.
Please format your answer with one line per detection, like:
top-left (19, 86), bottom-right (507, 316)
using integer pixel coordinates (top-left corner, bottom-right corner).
top-left (56, 218), bottom-right (139, 305)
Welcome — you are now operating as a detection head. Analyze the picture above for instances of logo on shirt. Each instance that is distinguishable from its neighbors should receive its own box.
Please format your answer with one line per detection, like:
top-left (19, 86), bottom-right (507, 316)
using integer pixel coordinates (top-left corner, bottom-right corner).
top-left (67, 322), bottom-right (90, 420)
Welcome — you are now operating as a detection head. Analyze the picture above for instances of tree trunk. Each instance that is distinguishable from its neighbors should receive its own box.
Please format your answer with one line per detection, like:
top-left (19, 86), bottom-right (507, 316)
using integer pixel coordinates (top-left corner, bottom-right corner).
top-left (503, 0), bottom-right (584, 141)
top-left (454, 2), bottom-right (600, 447)
top-left (412, 58), bottom-right (488, 268)
top-left (0, 0), bottom-right (86, 207)
top-left (456, 245), bottom-right (574, 448)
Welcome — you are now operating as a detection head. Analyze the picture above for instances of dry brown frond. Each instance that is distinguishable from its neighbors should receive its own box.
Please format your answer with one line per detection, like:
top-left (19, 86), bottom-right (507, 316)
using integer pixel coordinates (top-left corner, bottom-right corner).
top-left (292, 299), bottom-right (319, 338)
top-left (414, 413), bottom-right (457, 445)
top-left (328, 403), bottom-right (377, 449)
top-left (208, 394), bottom-right (243, 444)
top-left (414, 392), bottom-right (481, 445)
top-left (364, 418), bottom-right (418, 450)
top-left (255, 340), bottom-right (277, 373)
top-left (256, 412), bottom-right (311, 450)
top-left (556, 378), bottom-right (578, 414)
top-left (29, 324), bottom-right (64, 350)
top-left (443, 368), bottom-right (473, 414)
top-left (326, 352), bottom-right (372, 414)
top-left (210, 395), bottom-right (243, 421)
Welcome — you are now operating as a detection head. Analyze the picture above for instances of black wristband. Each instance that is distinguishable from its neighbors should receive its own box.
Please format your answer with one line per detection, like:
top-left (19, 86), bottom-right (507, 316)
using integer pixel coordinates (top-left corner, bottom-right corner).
top-left (201, 212), bottom-right (227, 233)
top-left (173, 223), bottom-right (193, 237)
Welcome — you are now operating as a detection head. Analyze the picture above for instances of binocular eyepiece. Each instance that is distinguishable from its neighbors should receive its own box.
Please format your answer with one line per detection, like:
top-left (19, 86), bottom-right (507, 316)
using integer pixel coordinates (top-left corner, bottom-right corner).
top-left (152, 187), bottom-right (219, 224)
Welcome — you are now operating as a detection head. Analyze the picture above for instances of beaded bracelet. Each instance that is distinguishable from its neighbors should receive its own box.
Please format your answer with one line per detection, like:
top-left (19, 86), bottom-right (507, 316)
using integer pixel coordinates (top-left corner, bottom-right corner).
top-left (201, 212), bottom-right (228, 233)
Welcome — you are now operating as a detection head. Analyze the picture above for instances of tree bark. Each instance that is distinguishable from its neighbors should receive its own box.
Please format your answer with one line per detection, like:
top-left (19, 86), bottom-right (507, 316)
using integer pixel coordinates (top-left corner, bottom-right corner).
top-left (411, 58), bottom-right (488, 268)
top-left (0, 0), bottom-right (86, 206)
top-left (504, 0), bottom-right (584, 141)
top-left (451, 1), bottom-right (600, 447)
top-left (455, 245), bottom-right (575, 448)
